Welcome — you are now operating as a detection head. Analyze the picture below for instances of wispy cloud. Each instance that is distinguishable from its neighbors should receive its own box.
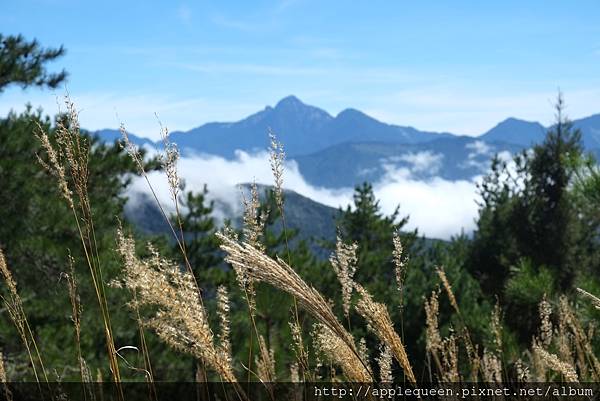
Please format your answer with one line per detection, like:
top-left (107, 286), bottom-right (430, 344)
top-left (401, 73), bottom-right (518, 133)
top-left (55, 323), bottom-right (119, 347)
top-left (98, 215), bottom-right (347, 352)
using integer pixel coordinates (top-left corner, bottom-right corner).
top-left (394, 151), bottom-right (444, 174)
top-left (0, 90), bottom-right (260, 139)
top-left (466, 140), bottom-right (493, 156)
top-left (170, 62), bottom-right (326, 77)
top-left (130, 149), bottom-right (480, 239)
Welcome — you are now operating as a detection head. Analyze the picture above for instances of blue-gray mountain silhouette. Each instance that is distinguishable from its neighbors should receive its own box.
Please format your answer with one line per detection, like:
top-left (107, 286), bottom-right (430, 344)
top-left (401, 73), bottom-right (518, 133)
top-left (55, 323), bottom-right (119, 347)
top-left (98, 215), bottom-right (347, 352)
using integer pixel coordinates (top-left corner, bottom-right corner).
top-left (96, 95), bottom-right (455, 157)
top-left (94, 96), bottom-right (600, 187)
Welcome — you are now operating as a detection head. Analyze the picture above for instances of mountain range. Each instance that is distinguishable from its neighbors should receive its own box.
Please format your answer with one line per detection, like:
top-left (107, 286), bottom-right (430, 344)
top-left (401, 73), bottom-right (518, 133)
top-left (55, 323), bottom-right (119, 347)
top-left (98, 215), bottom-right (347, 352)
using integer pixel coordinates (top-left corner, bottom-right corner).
top-left (95, 95), bottom-right (600, 187)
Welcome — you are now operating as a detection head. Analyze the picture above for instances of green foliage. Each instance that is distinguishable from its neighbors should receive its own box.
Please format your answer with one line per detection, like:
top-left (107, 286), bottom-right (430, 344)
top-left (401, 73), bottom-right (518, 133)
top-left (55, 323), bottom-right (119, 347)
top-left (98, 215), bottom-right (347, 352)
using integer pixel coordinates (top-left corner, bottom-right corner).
top-left (172, 185), bottom-right (222, 275)
top-left (505, 260), bottom-right (555, 306)
top-left (332, 183), bottom-right (493, 377)
top-left (0, 34), bottom-right (67, 92)
top-left (516, 97), bottom-right (584, 289)
top-left (467, 94), bottom-right (600, 345)
top-left (336, 182), bottom-right (417, 300)
top-left (0, 107), bottom-right (196, 380)
top-left (468, 154), bottom-right (522, 294)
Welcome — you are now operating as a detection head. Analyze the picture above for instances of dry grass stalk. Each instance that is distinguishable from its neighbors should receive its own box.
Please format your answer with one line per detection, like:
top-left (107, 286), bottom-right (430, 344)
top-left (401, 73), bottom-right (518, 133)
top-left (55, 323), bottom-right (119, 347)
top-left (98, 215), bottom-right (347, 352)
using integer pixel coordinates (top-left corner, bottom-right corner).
top-left (0, 352), bottom-right (7, 382)
top-left (423, 289), bottom-right (444, 379)
top-left (65, 253), bottom-right (87, 383)
top-left (357, 338), bottom-right (372, 376)
top-left (0, 352), bottom-right (11, 401)
top-left (0, 250), bottom-right (16, 297)
top-left (354, 284), bottom-right (416, 384)
top-left (129, 288), bottom-right (156, 388)
top-left (555, 321), bottom-right (574, 368)
top-left (329, 236), bottom-right (358, 318)
top-left (229, 193), bottom-right (262, 380)
top-left (392, 232), bottom-right (408, 297)
top-left (539, 295), bottom-right (553, 348)
top-left (241, 182), bottom-right (266, 251)
top-left (217, 286), bottom-right (232, 364)
top-left (115, 229), bottom-right (239, 386)
top-left (376, 344), bottom-right (393, 383)
top-left (558, 296), bottom-right (600, 380)
top-left (436, 266), bottom-right (480, 377)
top-left (157, 120), bottom-right (194, 288)
top-left (238, 183), bottom-right (266, 323)
top-left (577, 288), bottom-right (600, 310)
top-left (119, 123), bottom-right (201, 307)
top-left (461, 327), bottom-right (480, 381)
top-left (481, 349), bottom-right (502, 383)
top-left (80, 358), bottom-right (92, 383)
top-left (310, 328), bottom-right (324, 381)
top-left (268, 130), bottom-right (285, 210)
top-left (216, 231), bottom-right (371, 379)
top-left (0, 249), bottom-right (48, 384)
top-left (267, 130), bottom-right (305, 386)
top-left (424, 290), bottom-right (442, 354)
top-left (289, 363), bottom-right (300, 383)
top-left (289, 320), bottom-right (310, 380)
top-left (440, 334), bottom-right (459, 382)
top-left (34, 124), bottom-right (73, 209)
top-left (515, 359), bottom-right (530, 382)
top-left (533, 344), bottom-right (578, 382)
top-left (157, 123), bottom-right (180, 203)
top-left (255, 335), bottom-right (276, 383)
top-left (34, 98), bottom-right (122, 384)
top-left (312, 324), bottom-right (371, 382)
top-left (530, 338), bottom-right (547, 382)
top-left (436, 266), bottom-right (459, 314)
top-left (491, 301), bottom-right (503, 353)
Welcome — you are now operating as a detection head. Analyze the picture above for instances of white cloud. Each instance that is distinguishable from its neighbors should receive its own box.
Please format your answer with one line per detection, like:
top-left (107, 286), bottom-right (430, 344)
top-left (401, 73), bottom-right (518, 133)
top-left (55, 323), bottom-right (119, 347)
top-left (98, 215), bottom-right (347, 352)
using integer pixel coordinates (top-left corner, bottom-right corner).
top-left (374, 167), bottom-right (480, 238)
top-left (393, 151), bottom-right (444, 174)
top-left (497, 150), bottom-right (513, 163)
top-left (460, 140), bottom-right (495, 172)
top-left (128, 149), bottom-right (481, 240)
top-left (466, 140), bottom-right (492, 156)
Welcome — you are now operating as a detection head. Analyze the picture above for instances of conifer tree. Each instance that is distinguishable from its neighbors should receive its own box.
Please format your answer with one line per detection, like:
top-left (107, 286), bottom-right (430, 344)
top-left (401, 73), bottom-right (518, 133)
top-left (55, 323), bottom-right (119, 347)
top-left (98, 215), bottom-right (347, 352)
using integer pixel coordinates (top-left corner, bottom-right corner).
top-left (0, 34), bottom-right (67, 92)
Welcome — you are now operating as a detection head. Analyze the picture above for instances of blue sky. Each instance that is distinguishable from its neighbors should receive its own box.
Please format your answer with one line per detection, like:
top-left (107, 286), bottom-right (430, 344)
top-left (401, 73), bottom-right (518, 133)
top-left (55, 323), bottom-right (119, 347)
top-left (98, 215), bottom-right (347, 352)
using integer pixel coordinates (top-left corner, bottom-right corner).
top-left (2, 0), bottom-right (600, 139)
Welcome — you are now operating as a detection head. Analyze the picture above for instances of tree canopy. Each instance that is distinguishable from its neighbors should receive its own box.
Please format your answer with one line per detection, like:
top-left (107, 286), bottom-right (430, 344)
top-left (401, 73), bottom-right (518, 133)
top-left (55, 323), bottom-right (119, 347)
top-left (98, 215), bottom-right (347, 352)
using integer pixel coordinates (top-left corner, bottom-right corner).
top-left (0, 34), bottom-right (67, 92)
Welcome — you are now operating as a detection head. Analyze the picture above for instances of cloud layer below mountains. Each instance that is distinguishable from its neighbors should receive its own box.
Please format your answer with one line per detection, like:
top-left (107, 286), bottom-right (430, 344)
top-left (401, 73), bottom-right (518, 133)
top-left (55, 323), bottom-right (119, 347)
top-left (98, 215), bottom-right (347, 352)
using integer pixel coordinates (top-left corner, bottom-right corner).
top-left (129, 148), bottom-right (481, 240)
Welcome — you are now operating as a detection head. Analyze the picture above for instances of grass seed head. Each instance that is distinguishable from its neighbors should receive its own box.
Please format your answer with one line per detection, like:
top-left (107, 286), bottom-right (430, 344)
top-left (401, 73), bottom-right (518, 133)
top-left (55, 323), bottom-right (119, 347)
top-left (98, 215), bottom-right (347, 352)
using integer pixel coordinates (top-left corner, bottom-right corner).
top-left (329, 236), bottom-right (358, 317)
top-left (354, 284), bottom-right (416, 383)
top-left (268, 130), bottom-right (285, 210)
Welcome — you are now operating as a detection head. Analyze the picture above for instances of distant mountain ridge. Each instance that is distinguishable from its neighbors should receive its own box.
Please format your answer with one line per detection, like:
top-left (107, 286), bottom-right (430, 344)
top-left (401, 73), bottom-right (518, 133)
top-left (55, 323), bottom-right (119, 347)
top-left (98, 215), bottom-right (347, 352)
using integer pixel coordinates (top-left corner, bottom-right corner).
top-left (479, 117), bottom-right (546, 146)
top-left (95, 95), bottom-right (600, 157)
top-left (95, 95), bottom-right (456, 157)
top-left (94, 95), bottom-right (600, 187)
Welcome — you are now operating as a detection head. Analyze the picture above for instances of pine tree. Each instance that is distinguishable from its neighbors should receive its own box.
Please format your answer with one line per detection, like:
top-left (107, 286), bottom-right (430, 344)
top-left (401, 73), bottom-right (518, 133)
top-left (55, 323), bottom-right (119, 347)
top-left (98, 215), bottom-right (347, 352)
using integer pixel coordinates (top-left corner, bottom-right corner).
top-left (173, 185), bottom-right (221, 274)
top-left (519, 94), bottom-right (584, 289)
top-left (467, 94), bottom-right (592, 344)
top-left (336, 182), bottom-right (417, 297)
top-left (0, 34), bottom-right (67, 92)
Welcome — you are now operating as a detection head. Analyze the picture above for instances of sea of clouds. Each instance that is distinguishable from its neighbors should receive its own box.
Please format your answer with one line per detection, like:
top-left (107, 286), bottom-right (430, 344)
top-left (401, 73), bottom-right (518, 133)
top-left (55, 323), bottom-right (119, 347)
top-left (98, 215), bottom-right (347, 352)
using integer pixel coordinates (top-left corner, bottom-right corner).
top-left (128, 147), bottom-right (489, 240)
